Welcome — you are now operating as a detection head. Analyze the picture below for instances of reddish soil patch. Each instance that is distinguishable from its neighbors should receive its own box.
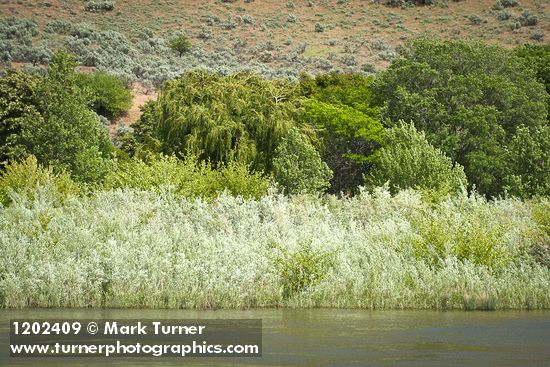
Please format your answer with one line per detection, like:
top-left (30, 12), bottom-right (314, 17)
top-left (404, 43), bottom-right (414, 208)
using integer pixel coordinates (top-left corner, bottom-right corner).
top-left (125, 83), bottom-right (157, 125)
top-left (110, 83), bottom-right (157, 137)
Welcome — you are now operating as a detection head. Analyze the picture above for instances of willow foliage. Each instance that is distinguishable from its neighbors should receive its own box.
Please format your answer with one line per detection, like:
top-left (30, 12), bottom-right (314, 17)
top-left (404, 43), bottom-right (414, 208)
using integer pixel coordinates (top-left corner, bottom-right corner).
top-left (2, 187), bottom-right (549, 309)
top-left (134, 70), bottom-right (303, 172)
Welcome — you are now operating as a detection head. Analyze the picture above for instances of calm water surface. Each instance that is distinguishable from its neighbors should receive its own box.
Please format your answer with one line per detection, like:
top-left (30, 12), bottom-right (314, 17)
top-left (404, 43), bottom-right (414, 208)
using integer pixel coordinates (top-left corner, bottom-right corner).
top-left (1, 309), bottom-right (549, 366)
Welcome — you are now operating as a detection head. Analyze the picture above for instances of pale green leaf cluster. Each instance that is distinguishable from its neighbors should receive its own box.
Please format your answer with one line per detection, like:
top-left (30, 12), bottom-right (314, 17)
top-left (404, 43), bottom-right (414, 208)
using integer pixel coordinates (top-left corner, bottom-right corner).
top-left (272, 128), bottom-right (333, 195)
top-left (0, 155), bottom-right (80, 206)
top-left (364, 122), bottom-right (467, 201)
top-left (103, 154), bottom-right (270, 200)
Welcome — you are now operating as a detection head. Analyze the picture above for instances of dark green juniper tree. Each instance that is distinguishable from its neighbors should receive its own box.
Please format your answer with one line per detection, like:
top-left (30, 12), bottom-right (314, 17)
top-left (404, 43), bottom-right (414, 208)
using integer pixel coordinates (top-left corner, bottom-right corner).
top-left (168, 35), bottom-right (192, 56)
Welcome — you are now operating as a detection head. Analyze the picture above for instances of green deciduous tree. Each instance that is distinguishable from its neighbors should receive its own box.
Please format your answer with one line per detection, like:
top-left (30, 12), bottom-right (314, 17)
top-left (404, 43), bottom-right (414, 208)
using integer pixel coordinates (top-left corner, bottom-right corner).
top-left (300, 73), bottom-right (384, 194)
top-left (373, 39), bottom-right (548, 197)
top-left (504, 125), bottom-right (550, 197)
top-left (0, 69), bottom-right (39, 167)
top-left (76, 71), bottom-right (132, 117)
top-left (0, 52), bottom-right (113, 183)
top-left (132, 70), bottom-right (302, 172)
top-left (272, 128), bottom-right (333, 195)
top-left (364, 122), bottom-right (467, 201)
top-left (514, 44), bottom-right (550, 120)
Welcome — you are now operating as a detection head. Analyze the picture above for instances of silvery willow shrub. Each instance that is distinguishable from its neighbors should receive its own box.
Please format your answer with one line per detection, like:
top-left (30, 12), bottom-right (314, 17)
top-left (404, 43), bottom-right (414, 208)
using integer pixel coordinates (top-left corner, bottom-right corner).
top-left (364, 122), bottom-right (467, 201)
top-left (0, 187), bottom-right (549, 309)
top-left (272, 128), bottom-right (333, 195)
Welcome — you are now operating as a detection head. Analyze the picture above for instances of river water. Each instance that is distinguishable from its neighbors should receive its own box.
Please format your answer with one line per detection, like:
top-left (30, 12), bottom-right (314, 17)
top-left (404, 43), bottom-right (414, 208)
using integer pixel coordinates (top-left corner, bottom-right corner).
top-left (1, 309), bottom-right (549, 366)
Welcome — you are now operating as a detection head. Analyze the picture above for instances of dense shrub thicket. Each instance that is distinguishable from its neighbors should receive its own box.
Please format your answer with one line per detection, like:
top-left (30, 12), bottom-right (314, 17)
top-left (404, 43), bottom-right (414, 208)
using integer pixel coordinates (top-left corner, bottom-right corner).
top-left (3, 40), bottom-right (549, 198)
top-left (1, 36), bottom-right (550, 309)
top-left (103, 154), bottom-right (269, 200)
top-left (0, 185), bottom-right (548, 309)
top-left (514, 44), bottom-right (550, 105)
top-left (0, 52), bottom-right (112, 183)
top-left (373, 40), bottom-right (549, 197)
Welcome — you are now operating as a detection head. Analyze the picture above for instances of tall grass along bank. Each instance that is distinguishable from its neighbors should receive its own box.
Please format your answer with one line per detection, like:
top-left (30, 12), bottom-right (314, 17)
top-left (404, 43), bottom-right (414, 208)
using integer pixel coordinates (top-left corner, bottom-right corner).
top-left (0, 188), bottom-right (549, 310)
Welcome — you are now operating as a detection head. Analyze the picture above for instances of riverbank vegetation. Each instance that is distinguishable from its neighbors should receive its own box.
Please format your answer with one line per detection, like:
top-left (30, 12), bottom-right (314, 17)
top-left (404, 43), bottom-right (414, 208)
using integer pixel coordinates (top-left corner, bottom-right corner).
top-left (0, 37), bottom-right (549, 309)
top-left (1, 186), bottom-right (549, 310)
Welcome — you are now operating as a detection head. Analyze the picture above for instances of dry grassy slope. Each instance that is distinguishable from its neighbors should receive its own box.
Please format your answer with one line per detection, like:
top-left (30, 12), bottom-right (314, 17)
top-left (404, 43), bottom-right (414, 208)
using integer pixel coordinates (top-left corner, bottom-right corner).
top-left (2, 0), bottom-right (549, 71)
